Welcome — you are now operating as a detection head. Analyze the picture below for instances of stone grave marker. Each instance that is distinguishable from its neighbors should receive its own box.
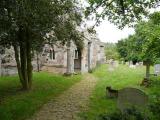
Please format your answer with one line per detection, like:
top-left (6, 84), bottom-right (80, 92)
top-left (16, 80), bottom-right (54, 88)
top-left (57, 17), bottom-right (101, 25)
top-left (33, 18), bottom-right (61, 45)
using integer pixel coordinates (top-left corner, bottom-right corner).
top-left (154, 64), bottom-right (160, 75)
top-left (129, 64), bottom-right (136, 69)
top-left (108, 60), bottom-right (114, 71)
top-left (114, 61), bottom-right (119, 68)
top-left (125, 62), bottom-right (129, 65)
top-left (139, 62), bottom-right (143, 66)
top-left (117, 87), bottom-right (148, 112)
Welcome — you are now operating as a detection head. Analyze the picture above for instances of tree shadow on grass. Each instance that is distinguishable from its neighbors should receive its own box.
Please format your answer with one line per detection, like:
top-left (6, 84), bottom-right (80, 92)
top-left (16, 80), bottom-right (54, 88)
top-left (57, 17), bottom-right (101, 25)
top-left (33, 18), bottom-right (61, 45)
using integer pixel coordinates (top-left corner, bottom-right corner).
top-left (0, 75), bottom-right (27, 104)
top-left (0, 86), bottom-right (25, 104)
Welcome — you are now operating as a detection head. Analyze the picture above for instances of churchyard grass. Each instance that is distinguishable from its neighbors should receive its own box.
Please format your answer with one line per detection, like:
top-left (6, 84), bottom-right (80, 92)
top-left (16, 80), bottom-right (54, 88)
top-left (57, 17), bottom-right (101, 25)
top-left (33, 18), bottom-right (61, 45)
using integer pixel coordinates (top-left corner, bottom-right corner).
top-left (0, 72), bottom-right (82, 120)
top-left (80, 64), bottom-right (158, 120)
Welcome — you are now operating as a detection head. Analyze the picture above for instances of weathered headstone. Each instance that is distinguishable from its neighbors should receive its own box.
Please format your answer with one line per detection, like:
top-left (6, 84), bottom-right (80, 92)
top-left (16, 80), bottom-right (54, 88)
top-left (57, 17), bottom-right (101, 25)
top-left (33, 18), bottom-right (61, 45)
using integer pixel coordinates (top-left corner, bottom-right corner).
top-left (154, 64), bottom-right (160, 75)
top-left (117, 88), bottom-right (148, 112)
top-left (108, 60), bottom-right (115, 71)
top-left (129, 61), bottom-right (133, 66)
top-left (125, 62), bottom-right (129, 66)
top-left (129, 64), bottom-right (136, 69)
top-left (114, 61), bottom-right (119, 68)
top-left (135, 63), bottom-right (139, 67)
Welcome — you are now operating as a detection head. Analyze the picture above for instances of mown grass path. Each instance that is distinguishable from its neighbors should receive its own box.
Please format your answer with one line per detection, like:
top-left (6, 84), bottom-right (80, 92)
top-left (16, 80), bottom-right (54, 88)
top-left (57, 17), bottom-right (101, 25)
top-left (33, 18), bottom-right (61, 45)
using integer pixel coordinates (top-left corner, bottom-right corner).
top-left (28, 73), bottom-right (97, 120)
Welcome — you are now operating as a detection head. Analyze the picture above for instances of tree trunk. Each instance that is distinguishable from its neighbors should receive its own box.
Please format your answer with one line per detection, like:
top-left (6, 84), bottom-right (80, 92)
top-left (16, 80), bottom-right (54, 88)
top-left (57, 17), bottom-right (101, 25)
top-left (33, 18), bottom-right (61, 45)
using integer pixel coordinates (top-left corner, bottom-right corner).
top-left (13, 27), bottom-right (33, 91)
top-left (20, 43), bottom-right (29, 90)
top-left (13, 45), bottom-right (25, 87)
top-left (14, 27), bottom-right (28, 90)
top-left (26, 37), bottom-right (32, 89)
top-left (146, 63), bottom-right (150, 81)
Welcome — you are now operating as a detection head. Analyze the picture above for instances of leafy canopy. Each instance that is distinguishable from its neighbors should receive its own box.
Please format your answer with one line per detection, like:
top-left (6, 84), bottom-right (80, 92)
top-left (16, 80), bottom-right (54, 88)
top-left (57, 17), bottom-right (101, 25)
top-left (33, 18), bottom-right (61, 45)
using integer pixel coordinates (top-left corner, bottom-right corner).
top-left (0, 0), bottom-right (84, 49)
top-left (117, 12), bottom-right (160, 64)
top-left (86, 0), bottom-right (160, 28)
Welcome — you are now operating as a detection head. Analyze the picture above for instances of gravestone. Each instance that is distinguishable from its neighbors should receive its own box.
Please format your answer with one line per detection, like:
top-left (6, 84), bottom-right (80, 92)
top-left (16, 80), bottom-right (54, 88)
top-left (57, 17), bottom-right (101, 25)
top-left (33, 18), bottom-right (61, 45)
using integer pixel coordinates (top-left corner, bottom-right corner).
top-left (125, 62), bottom-right (129, 66)
top-left (114, 61), bottom-right (119, 68)
top-left (117, 88), bottom-right (148, 112)
top-left (154, 64), bottom-right (160, 75)
top-left (129, 61), bottom-right (133, 66)
top-left (129, 65), bottom-right (136, 69)
top-left (108, 60), bottom-right (114, 71)
top-left (139, 62), bottom-right (143, 66)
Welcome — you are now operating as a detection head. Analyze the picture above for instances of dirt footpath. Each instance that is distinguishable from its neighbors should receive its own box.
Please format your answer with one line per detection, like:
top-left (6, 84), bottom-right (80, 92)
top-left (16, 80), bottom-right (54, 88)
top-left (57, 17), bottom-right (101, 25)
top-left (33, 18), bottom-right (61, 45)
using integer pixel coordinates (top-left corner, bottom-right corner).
top-left (28, 73), bottom-right (97, 120)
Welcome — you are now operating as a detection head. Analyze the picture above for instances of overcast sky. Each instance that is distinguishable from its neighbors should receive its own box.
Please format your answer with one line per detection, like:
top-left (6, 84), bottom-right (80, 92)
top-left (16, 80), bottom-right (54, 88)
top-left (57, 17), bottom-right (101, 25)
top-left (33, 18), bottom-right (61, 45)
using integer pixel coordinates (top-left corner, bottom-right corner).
top-left (95, 21), bottom-right (135, 43)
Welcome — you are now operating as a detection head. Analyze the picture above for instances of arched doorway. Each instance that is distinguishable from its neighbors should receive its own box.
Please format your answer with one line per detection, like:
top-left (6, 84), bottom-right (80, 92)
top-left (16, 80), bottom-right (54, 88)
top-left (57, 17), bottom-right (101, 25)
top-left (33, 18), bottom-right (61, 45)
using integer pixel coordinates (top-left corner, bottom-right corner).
top-left (74, 49), bottom-right (81, 72)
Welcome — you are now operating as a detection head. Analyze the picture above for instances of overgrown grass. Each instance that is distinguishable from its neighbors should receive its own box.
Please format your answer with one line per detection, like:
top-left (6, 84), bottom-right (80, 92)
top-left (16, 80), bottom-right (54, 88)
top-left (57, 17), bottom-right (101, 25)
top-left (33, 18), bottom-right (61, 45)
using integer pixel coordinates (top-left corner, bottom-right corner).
top-left (0, 72), bottom-right (82, 120)
top-left (80, 64), bottom-right (158, 120)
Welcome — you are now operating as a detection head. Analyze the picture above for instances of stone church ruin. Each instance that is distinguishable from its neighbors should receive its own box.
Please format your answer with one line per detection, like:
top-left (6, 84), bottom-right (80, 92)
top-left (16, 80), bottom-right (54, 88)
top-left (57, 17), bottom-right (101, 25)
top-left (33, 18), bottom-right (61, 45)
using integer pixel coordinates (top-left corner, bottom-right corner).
top-left (0, 31), bottom-right (105, 76)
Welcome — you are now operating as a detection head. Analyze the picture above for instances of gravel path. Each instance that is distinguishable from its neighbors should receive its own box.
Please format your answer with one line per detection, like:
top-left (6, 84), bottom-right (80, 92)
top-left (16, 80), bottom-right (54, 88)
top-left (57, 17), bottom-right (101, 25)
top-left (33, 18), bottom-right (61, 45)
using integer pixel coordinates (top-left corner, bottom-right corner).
top-left (28, 73), bottom-right (97, 120)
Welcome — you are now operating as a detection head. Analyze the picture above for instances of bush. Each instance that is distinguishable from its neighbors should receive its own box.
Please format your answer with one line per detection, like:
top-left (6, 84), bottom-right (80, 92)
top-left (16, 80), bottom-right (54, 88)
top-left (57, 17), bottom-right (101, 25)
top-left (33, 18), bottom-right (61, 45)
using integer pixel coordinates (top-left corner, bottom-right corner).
top-left (149, 97), bottom-right (160, 119)
top-left (98, 107), bottom-right (151, 120)
top-left (98, 110), bottom-right (122, 120)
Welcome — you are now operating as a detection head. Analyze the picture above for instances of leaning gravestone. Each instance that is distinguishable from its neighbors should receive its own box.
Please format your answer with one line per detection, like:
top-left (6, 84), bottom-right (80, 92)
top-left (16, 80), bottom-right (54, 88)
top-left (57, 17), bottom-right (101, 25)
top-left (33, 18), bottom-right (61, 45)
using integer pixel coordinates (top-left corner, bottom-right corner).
top-left (117, 88), bottom-right (148, 112)
top-left (154, 64), bottom-right (160, 75)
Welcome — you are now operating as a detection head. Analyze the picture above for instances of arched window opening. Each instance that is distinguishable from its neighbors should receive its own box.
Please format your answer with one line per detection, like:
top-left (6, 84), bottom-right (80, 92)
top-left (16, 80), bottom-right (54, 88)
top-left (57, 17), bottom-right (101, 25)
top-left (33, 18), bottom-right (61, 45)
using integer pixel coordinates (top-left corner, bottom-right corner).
top-left (75, 50), bottom-right (79, 59)
top-left (52, 49), bottom-right (55, 60)
top-left (49, 49), bottom-right (52, 60)
top-left (49, 49), bottom-right (55, 60)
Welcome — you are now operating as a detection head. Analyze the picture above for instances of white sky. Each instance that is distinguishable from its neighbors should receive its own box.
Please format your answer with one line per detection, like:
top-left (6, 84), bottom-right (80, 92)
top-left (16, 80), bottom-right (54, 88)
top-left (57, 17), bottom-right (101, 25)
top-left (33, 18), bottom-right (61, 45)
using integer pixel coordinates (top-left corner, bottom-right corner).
top-left (95, 21), bottom-right (135, 43)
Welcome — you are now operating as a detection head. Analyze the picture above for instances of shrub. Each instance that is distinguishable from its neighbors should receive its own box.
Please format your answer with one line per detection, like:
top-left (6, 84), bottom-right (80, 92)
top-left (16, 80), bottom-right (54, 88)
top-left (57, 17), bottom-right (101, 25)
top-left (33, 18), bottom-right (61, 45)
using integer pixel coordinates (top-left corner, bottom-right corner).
top-left (98, 107), bottom-right (151, 120)
top-left (149, 97), bottom-right (160, 119)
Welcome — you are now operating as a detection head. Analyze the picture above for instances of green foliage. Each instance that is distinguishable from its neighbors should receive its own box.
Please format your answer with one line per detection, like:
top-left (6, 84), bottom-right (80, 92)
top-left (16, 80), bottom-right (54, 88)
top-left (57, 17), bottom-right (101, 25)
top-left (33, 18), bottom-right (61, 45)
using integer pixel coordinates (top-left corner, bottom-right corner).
top-left (86, 0), bottom-right (159, 28)
top-left (154, 58), bottom-right (160, 64)
top-left (149, 97), bottom-right (160, 119)
top-left (0, 0), bottom-right (84, 48)
top-left (117, 34), bottom-right (142, 63)
top-left (0, 72), bottom-right (82, 120)
top-left (117, 12), bottom-right (160, 64)
top-left (98, 110), bottom-right (122, 120)
top-left (105, 43), bottom-right (119, 60)
top-left (116, 13), bottom-right (160, 79)
top-left (99, 106), bottom-right (151, 120)
top-left (116, 40), bottom-right (128, 61)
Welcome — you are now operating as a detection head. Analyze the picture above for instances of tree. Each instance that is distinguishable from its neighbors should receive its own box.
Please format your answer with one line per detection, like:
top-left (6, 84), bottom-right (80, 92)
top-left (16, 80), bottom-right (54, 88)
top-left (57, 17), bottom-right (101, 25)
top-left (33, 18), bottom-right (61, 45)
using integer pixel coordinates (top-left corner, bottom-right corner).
top-left (0, 0), bottom-right (84, 90)
top-left (105, 43), bottom-right (119, 60)
top-left (86, 0), bottom-right (160, 28)
top-left (117, 12), bottom-right (160, 80)
top-left (134, 16), bottom-right (160, 80)
top-left (116, 39), bottom-right (129, 61)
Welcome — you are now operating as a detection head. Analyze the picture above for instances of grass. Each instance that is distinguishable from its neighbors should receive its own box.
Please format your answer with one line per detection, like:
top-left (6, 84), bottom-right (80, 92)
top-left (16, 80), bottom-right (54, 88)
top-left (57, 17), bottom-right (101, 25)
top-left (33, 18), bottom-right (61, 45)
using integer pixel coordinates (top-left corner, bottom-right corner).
top-left (0, 72), bottom-right (82, 120)
top-left (80, 64), bottom-right (159, 120)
